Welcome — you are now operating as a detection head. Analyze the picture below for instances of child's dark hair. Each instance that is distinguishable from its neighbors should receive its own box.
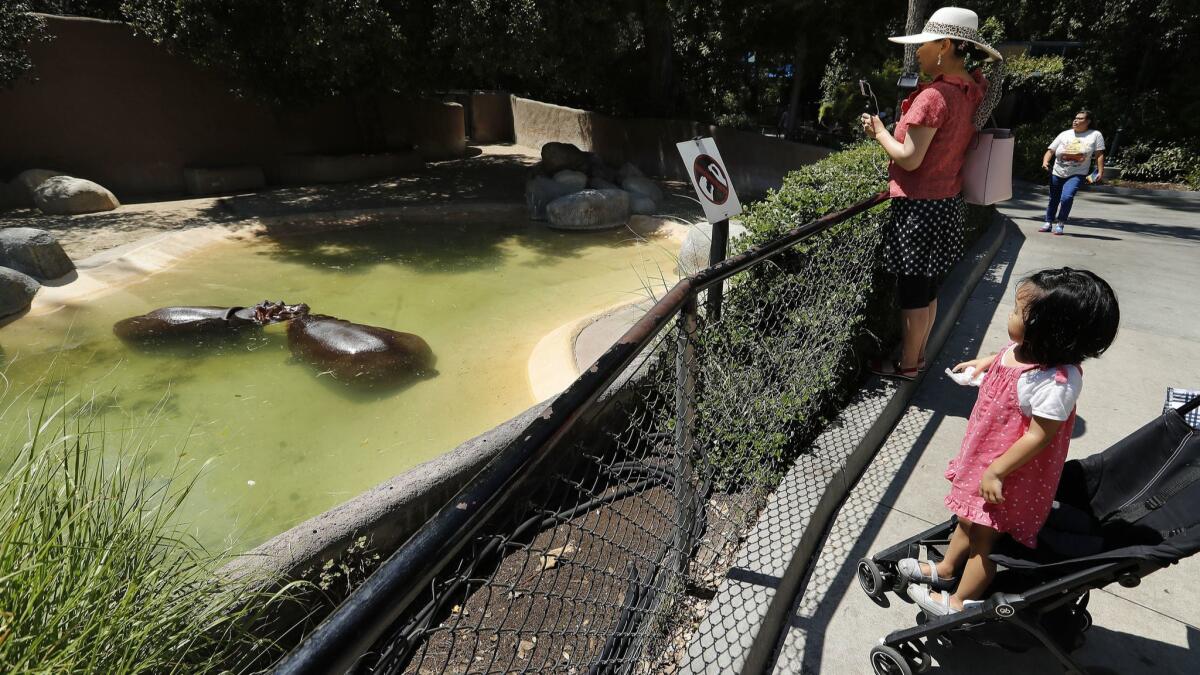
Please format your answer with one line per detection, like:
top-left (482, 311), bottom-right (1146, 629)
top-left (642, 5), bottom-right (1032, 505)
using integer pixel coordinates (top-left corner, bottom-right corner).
top-left (1018, 267), bottom-right (1120, 365)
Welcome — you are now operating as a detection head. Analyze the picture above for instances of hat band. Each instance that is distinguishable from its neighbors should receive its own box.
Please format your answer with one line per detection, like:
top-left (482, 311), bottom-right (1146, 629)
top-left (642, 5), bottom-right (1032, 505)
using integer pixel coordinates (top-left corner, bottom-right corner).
top-left (922, 20), bottom-right (980, 43)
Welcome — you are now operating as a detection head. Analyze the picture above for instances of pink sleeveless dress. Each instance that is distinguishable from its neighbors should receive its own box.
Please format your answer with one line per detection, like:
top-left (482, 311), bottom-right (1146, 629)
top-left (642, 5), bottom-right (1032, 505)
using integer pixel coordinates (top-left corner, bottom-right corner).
top-left (944, 343), bottom-right (1078, 548)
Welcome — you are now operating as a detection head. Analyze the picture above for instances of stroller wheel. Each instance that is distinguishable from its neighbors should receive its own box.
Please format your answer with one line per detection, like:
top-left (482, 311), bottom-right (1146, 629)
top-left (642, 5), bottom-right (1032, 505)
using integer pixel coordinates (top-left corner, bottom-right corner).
top-left (1078, 609), bottom-right (1092, 632)
top-left (915, 610), bottom-right (928, 625)
top-left (869, 645), bottom-right (914, 675)
top-left (857, 558), bottom-right (887, 599)
top-left (899, 642), bottom-right (932, 673)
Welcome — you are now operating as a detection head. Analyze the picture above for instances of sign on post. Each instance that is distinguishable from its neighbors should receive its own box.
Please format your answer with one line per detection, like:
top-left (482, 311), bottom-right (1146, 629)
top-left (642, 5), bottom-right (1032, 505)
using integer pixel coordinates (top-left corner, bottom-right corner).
top-left (676, 137), bottom-right (742, 224)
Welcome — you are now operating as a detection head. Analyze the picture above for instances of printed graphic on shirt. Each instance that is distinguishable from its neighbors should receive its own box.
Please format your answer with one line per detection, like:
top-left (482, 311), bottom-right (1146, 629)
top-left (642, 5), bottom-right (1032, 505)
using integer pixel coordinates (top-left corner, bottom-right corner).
top-left (1049, 130), bottom-right (1105, 178)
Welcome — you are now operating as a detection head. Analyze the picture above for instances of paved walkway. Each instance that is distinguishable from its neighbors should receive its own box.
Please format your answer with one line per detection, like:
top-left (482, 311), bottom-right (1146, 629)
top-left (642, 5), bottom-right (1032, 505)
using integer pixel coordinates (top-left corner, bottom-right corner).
top-left (773, 183), bottom-right (1200, 673)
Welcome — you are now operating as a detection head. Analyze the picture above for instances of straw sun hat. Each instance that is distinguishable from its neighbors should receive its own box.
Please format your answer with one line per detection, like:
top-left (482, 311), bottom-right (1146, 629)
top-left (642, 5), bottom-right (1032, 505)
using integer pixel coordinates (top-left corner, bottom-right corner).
top-left (888, 6), bottom-right (1003, 62)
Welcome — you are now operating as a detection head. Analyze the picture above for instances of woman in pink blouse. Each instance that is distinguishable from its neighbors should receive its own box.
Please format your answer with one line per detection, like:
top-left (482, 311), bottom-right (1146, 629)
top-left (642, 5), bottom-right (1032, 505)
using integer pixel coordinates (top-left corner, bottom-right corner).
top-left (861, 7), bottom-right (1002, 380)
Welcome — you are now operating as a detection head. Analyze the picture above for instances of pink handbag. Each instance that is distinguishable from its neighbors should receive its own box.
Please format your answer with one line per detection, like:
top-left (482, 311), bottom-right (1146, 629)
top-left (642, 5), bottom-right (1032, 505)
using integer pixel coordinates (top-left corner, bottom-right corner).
top-left (962, 128), bottom-right (1013, 205)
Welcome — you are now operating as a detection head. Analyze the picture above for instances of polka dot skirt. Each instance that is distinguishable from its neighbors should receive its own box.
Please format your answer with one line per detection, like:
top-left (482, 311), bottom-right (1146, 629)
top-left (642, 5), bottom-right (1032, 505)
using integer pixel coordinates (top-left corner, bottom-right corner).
top-left (883, 195), bottom-right (966, 277)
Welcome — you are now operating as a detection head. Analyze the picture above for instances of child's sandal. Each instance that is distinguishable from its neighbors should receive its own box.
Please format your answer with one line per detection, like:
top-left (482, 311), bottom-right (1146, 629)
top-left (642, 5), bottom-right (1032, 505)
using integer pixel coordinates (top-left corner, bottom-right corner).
top-left (907, 585), bottom-right (982, 616)
top-left (897, 558), bottom-right (957, 591)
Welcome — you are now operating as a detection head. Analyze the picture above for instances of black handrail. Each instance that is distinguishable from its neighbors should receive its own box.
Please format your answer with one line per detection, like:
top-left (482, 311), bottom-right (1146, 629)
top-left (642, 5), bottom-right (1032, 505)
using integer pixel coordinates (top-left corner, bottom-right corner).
top-left (273, 190), bottom-right (889, 675)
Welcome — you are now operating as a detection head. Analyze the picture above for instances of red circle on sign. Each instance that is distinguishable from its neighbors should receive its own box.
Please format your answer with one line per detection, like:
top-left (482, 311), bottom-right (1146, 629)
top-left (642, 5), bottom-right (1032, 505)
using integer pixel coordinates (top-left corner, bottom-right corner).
top-left (692, 154), bottom-right (730, 205)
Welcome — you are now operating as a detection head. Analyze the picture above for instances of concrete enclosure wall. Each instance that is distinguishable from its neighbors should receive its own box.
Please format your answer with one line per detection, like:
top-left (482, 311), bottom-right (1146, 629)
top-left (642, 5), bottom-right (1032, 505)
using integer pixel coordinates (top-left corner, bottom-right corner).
top-left (511, 96), bottom-right (832, 197)
top-left (0, 15), bottom-right (465, 198)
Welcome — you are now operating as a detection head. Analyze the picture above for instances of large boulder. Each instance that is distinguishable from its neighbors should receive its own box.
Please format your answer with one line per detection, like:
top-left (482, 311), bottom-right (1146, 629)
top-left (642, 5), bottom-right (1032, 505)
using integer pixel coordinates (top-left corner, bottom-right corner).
top-left (629, 193), bottom-right (658, 215)
top-left (0, 228), bottom-right (74, 280)
top-left (589, 176), bottom-right (620, 190)
top-left (553, 170), bottom-right (588, 190)
top-left (0, 267), bottom-right (40, 318)
top-left (546, 189), bottom-right (630, 231)
top-left (585, 153), bottom-right (619, 183)
top-left (621, 175), bottom-right (664, 205)
top-left (526, 175), bottom-right (581, 220)
top-left (16, 169), bottom-right (64, 205)
top-left (33, 176), bottom-right (119, 215)
top-left (618, 162), bottom-right (646, 181)
top-left (678, 221), bottom-right (749, 276)
top-left (541, 142), bottom-right (588, 174)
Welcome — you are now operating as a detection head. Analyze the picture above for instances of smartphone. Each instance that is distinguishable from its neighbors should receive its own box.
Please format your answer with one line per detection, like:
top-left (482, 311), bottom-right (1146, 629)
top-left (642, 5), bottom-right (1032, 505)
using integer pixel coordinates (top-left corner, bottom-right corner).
top-left (897, 72), bottom-right (919, 90)
top-left (859, 79), bottom-right (880, 117)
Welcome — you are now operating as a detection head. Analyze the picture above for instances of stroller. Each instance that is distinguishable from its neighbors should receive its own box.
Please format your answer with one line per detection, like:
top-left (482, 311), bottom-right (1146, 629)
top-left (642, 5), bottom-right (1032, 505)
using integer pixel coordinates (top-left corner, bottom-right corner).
top-left (856, 394), bottom-right (1200, 675)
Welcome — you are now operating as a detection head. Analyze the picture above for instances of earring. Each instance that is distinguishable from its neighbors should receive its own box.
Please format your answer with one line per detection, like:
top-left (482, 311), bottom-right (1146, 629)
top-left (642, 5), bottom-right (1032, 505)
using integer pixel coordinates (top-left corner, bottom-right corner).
top-left (937, 53), bottom-right (943, 67)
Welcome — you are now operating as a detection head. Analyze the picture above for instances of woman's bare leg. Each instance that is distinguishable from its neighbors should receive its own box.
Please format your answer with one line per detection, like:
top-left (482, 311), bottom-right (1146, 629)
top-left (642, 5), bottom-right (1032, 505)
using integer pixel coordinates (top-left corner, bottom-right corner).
top-left (918, 298), bottom-right (937, 366)
top-left (900, 307), bottom-right (928, 370)
top-left (915, 518), bottom-right (971, 580)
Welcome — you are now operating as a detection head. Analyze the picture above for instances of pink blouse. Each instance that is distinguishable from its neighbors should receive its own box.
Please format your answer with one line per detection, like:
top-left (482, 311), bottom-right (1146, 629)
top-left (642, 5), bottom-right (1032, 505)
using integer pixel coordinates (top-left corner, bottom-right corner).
top-left (888, 72), bottom-right (988, 200)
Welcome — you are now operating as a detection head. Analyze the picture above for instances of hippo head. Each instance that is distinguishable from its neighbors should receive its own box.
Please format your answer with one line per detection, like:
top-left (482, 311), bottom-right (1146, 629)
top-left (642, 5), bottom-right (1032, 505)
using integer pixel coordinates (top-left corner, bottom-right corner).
top-left (249, 300), bottom-right (310, 325)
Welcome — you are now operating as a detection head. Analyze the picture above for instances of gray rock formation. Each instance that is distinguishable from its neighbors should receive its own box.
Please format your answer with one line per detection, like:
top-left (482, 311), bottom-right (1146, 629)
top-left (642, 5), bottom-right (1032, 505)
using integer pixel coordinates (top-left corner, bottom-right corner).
top-left (33, 176), bottom-right (119, 215)
top-left (618, 162), bottom-right (646, 181)
top-left (526, 175), bottom-right (581, 220)
top-left (586, 153), bottom-right (619, 183)
top-left (629, 193), bottom-right (658, 215)
top-left (589, 176), bottom-right (620, 190)
top-left (553, 170), bottom-right (588, 191)
top-left (540, 142), bottom-right (589, 174)
top-left (546, 189), bottom-right (631, 231)
top-left (621, 175), bottom-right (664, 205)
top-left (16, 169), bottom-right (64, 205)
top-left (0, 267), bottom-right (40, 318)
top-left (0, 228), bottom-right (75, 280)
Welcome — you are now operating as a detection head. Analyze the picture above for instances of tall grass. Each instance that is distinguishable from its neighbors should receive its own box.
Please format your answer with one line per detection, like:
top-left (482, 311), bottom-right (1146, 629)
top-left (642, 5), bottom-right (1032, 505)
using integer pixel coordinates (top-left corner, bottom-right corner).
top-left (0, 380), bottom-right (299, 673)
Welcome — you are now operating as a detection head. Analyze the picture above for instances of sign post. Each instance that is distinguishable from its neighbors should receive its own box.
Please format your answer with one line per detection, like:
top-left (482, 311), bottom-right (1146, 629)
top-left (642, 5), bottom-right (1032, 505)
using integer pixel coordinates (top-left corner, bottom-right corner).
top-left (676, 137), bottom-right (742, 321)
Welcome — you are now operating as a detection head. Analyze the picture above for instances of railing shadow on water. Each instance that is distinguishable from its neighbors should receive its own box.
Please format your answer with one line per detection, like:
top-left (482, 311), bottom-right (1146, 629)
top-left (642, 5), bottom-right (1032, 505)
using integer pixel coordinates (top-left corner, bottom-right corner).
top-left (271, 192), bottom-right (892, 675)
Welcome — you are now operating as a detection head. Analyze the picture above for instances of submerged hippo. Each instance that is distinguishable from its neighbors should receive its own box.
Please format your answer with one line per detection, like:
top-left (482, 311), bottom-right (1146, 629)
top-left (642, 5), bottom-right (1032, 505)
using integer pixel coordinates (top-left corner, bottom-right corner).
top-left (287, 314), bottom-right (436, 385)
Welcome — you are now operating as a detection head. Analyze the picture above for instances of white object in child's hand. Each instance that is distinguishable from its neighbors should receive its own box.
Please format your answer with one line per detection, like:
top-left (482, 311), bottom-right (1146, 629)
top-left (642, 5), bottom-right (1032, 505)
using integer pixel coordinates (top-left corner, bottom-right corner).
top-left (946, 366), bottom-right (985, 387)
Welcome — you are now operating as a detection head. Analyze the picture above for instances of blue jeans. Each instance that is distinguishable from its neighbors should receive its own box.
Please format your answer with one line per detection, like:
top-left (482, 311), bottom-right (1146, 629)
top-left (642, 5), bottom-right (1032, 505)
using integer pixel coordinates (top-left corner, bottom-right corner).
top-left (1046, 174), bottom-right (1085, 223)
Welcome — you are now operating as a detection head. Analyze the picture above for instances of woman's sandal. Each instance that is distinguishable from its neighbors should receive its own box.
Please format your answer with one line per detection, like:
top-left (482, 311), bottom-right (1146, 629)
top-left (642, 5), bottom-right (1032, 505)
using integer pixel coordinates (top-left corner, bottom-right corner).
top-left (906, 584), bottom-right (982, 616)
top-left (869, 358), bottom-right (919, 381)
top-left (897, 558), bottom-right (957, 591)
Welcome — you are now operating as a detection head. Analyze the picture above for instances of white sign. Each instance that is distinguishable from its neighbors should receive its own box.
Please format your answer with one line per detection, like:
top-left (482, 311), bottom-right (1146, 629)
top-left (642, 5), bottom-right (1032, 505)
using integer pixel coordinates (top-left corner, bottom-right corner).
top-left (676, 137), bottom-right (742, 223)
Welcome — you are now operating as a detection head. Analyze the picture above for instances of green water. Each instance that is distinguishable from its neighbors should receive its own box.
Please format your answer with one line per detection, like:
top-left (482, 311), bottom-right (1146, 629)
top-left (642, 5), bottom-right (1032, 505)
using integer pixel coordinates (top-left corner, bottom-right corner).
top-left (0, 220), bottom-right (680, 552)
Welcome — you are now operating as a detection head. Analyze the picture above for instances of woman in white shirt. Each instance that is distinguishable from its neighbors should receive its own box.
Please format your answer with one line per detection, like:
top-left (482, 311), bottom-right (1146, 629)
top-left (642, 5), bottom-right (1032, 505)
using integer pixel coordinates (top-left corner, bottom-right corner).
top-left (1041, 110), bottom-right (1105, 235)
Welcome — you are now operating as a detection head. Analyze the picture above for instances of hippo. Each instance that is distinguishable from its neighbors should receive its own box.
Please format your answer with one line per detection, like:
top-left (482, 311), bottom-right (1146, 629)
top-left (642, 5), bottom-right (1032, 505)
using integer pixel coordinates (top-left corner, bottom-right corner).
top-left (113, 300), bottom-right (309, 342)
top-left (286, 314), bottom-right (436, 385)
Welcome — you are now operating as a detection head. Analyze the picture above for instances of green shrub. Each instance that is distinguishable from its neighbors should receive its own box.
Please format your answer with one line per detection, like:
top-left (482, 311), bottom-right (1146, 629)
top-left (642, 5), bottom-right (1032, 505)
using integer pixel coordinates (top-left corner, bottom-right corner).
top-left (0, 2), bottom-right (47, 88)
top-left (0, 391), bottom-right (301, 673)
top-left (1118, 140), bottom-right (1200, 186)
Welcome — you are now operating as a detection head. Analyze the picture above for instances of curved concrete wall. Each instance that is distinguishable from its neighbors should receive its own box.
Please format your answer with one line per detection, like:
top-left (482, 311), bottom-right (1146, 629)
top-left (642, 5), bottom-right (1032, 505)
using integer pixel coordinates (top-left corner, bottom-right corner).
top-left (0, 15), bottom-right (465, 198)
top-left (511, 96), bottom-right (833, 197)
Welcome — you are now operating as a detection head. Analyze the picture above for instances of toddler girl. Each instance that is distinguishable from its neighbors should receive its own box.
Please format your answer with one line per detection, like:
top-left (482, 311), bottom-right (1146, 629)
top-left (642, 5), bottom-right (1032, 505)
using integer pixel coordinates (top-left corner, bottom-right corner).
top-left (900, 267), bottom-right (1120, 614)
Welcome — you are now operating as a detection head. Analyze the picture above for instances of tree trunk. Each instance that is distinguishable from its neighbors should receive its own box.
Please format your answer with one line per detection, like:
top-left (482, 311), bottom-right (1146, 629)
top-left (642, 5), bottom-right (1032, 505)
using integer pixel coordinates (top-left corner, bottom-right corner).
top-left (642, 0), bottom-right (676, 117)
top-left (902, 0), bottom-right (932, 76)
top-left (785, 38), bottom-right (808, 138)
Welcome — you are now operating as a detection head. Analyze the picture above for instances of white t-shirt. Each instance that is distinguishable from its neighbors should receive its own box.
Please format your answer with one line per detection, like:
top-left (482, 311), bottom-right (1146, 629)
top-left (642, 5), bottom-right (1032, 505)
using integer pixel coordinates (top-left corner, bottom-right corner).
top-left (1048, 130), bottom-right (1105, 178)
top-left (1017, 365), bottom-right (1082, 421)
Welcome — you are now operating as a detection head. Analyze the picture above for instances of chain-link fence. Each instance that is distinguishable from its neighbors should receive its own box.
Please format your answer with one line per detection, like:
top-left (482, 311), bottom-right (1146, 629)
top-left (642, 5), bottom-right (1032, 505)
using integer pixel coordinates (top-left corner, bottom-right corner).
top-left (276, 192), bottom-right (891, 674)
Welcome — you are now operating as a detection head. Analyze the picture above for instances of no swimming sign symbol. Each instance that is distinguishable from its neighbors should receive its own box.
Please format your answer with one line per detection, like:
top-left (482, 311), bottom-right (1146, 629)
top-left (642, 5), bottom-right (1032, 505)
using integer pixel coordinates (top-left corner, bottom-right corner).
top-left (676, 137), bottom-right (741, 223)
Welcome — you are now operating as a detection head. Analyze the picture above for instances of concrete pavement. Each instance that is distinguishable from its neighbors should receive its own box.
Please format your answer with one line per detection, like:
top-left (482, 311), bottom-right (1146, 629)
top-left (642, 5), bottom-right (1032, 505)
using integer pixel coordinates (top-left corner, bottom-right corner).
top-left (773, 183), bottom-right (1200, 674)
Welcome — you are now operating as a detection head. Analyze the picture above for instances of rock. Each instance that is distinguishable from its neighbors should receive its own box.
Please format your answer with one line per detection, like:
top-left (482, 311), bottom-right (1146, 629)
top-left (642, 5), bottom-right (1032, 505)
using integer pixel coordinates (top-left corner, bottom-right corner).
top-left (0, 267), bottom-right (40, 318)
top-left (618, 162), bottom-right (646, 181)
top-left (585, 153), bottom-right (618, 183)
top-left (16, 169), bottom-right (64, 205)
top-left (629, 193), bottom-right (658, 215)
top-left (546, 189), bottom-right (630, 231)
top-left (0, 228), bottom-right (75, 280)
top-left (678, 221), bottom-right (749, 276)
top-left (33, 176), bottom-right (119, 215)
top-left (526, 175), bottom-right (581, 220)
top-left (621, 175), bottom-right (664, 205)
top-left (540, 142), bottom-right (588, 174)
top-left (589, 176), bottom-right (620, 190)
top-left (552, 170), bottom-right (588, 190)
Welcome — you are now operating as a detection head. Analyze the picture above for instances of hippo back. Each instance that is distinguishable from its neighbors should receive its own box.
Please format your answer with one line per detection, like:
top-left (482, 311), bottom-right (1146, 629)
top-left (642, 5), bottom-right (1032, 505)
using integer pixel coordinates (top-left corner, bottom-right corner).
top-left (287, 314), bottom-right (435, 383)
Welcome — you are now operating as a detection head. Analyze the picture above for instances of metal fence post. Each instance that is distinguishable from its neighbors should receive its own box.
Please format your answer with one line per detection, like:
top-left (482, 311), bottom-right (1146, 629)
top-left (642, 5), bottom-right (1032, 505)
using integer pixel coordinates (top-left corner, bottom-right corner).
top-left (706, 218), bottom-right (730, 321)
top-left (673, 294), bottom-right (700, 574)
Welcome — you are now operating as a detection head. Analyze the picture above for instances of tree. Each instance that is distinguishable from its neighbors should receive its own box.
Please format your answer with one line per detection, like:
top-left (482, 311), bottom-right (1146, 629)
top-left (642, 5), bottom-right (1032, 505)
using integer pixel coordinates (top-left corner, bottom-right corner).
top-left (0, 2), bottom-right (48, 89)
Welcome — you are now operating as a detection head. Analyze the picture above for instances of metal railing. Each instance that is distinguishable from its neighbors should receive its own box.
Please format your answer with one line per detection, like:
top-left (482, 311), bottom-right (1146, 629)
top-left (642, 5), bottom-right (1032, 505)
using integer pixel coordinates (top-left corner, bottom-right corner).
top-left (275, 191), bottom-right (890, 674)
